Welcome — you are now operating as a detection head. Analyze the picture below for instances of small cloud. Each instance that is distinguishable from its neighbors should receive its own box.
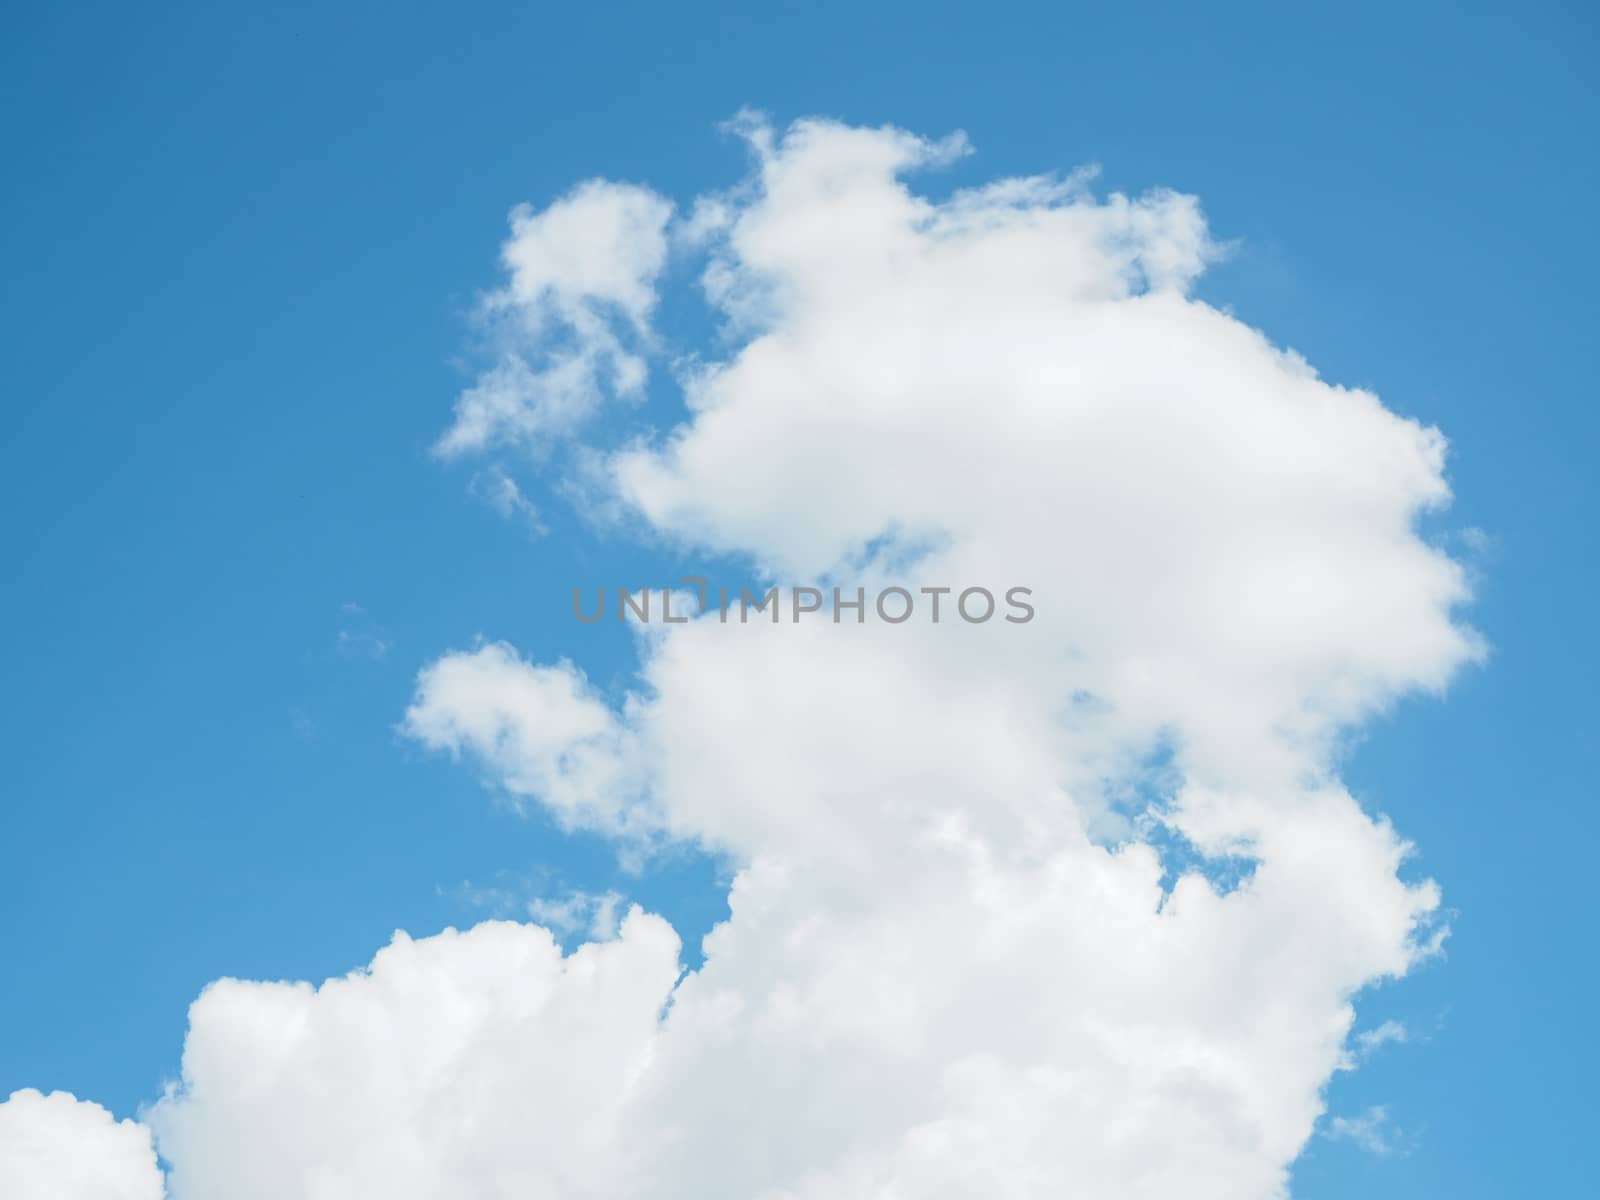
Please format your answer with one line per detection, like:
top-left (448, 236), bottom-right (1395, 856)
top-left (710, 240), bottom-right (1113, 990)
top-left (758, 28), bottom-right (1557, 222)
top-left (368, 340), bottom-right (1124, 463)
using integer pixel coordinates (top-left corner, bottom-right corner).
top-left (444, 879), bottom-right (520, 916)
top-left (470, 466), bottom-right (547, 537)
top-left (336, 629), bottom-right (392, 661)
top-left (1456, 526), bottom-right (1493, 555)
top-left (1326, 1105), bottom-right (1407, 1157)
top-left (336, 603), bottom-right (393, 662)
top-left (288, 706), bottom-right (315, 740)
top-left (527, 889), bottom-right (625, 941)
top-left (1354, 1020), bottom-right (1410, 1058)
top-left (446, 874), bottom-right (626, 943)
top-left (433, 180), bottom-right (673, 458)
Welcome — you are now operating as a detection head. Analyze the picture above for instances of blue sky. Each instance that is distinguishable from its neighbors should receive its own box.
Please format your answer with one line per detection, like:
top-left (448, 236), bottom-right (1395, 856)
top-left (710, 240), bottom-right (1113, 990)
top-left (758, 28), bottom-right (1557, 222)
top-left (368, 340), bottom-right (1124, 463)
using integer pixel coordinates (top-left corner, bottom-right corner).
top-left (2, 1), bottom-right (1595, 1194)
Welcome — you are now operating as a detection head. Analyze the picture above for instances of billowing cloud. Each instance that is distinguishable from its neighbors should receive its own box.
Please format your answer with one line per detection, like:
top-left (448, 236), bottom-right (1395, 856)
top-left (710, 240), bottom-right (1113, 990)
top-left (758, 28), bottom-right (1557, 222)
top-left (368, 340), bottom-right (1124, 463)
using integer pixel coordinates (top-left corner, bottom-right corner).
top-left (0, 1090), bottom-right (162, 1200)
top-left (22, 116), bottom-right (1478, 1197)
top-left (146, 916), bottom-right (681, 1200)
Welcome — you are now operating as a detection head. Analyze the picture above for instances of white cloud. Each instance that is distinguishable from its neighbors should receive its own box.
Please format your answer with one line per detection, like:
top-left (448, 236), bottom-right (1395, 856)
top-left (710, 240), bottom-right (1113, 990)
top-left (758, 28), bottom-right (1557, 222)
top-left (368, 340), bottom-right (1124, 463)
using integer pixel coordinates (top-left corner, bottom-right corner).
top-left (0, 1090), bottom-right (162, 1200)
top-left (402, 643), bottom-right (649, 838)
top-left (146, 916), bottom-right (681, 1200)
top-left (526, 888), bottom-right (626, 941)
top-left (1354, 1019), bottom-right (1411, 1058)
top-left (1325, 1104), bottom-right (1405, 1156)
top-left (31, 116), bottom-right (1480, 1197)
top-left (435, 180), bottom-right (674, 456)
top-left (470, 465), bottom-right (547, 535)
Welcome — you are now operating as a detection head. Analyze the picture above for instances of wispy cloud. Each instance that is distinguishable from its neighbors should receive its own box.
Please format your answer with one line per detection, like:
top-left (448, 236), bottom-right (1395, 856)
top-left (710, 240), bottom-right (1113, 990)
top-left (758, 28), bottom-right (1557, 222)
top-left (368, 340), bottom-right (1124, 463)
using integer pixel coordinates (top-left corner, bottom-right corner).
top-left (470, 466), bottom-right (547, 537)
top-left (1327, 1105), bottom-right (1408, 1157)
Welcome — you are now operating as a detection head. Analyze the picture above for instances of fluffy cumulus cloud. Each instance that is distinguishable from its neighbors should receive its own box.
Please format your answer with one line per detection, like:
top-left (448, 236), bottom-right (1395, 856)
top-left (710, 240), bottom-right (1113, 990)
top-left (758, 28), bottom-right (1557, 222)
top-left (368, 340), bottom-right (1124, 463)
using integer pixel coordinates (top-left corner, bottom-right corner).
top-left (147, 917), bottom-right (681, 1200)
top-left (0, 1090), bottom-right (162, 1200)
top-left (10, 116), bottom-right (1480, 1197)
